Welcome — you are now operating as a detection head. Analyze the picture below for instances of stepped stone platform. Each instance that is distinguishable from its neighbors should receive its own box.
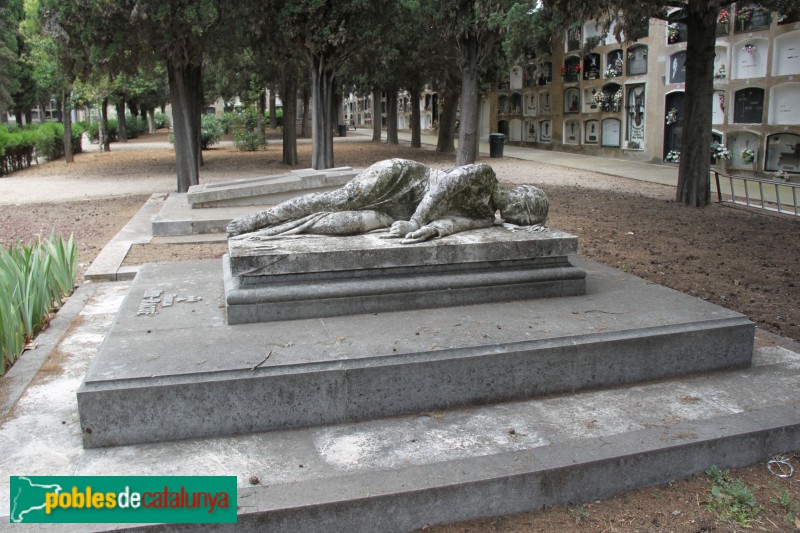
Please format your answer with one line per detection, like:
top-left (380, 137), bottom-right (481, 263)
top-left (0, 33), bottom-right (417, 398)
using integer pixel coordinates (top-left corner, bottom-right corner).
top-left (225, 227), bottom-right (586, 323)
top-left (187, 167), bottom-right (357, 208)
top-left (77, 254), bottom-right (754, 449)
top-left (151, 167), bottom-right (358, 236)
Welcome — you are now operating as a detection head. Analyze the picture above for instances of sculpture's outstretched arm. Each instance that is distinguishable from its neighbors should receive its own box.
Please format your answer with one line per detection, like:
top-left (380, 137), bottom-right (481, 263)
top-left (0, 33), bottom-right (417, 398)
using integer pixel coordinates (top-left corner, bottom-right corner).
top-left (398, 216), bottom-right (495, 244)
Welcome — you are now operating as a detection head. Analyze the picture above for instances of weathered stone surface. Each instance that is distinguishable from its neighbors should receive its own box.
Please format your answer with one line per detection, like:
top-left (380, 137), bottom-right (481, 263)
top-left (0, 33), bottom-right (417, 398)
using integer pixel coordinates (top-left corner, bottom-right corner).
top-left (77, 257), bottom-right (754, 448)
top-left (228, 226), bottom-right (577, 277)
top-left (187, 167), bottom-right (357, 208)
top-left (225, 227), bottom-right (585, 322)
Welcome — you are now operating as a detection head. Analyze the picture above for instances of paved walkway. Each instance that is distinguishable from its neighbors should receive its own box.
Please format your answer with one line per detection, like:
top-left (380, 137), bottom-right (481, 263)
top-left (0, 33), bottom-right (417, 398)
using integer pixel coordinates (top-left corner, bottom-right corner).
top-left (368, 129), bottom-right (680, 188)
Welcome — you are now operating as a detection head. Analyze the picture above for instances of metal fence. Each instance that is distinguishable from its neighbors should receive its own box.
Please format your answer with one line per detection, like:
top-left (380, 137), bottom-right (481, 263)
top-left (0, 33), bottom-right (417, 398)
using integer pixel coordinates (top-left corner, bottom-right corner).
top-left (713, 170), bottom-right (799, 217)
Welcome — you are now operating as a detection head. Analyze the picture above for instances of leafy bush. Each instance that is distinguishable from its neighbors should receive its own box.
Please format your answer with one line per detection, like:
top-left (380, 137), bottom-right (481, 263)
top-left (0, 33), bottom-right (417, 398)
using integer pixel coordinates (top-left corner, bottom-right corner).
top-left (0, 123), bottom-right (80, 176)
top-left (0, 233), bottom-right (77, 375)
top-left (232, 108), bottom-right (267, 151)
top-left (218, 112), bottom-right (238, 135)
top-left (154, 112), bottom-right (169, 129)
top-left (125, 114), bottom-right (148, 139)
top-left (265, 107), bottom-right (284, 127)
top-left (87, 119), bottom-right (118, 143)
top-left (201, 114), bottom-right (223, 149)
top-left (167, 114), bottom-right (223, 150)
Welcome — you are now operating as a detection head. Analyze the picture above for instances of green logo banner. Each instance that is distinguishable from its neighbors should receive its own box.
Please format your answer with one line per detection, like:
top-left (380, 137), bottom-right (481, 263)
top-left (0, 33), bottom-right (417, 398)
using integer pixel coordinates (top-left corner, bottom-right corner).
top-left (10, 476), bottom-right (237, 524)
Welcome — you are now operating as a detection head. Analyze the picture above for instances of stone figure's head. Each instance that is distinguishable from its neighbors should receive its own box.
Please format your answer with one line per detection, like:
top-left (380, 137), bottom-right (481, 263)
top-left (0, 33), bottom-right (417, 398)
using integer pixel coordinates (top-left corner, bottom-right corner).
top-left (493, 184), bottom-right (549, 226)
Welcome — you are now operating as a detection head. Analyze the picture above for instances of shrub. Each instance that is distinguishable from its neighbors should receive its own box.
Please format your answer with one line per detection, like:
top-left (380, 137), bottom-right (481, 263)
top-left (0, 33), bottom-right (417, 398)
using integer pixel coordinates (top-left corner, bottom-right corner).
top-left (125, 114), bottom-right (148, 139)
top-left (218, 112), bottom-right (238, 135)
top-left (232, 108), bottom-right (267, 151)
top-left (154, 112), bottom-right (169, 129)
top-left (0, 233), bottom-right (77, 375)
top-left (201, 114), bottom-right (223, 149)
top-left (87, 119), bottom-right (119, 143)
top-left (167, 115), bottom-right (223, 150)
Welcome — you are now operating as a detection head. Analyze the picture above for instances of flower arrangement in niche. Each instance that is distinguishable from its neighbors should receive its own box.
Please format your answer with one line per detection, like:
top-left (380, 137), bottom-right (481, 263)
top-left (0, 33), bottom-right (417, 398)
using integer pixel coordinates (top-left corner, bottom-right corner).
top-left (667, 24), bottom-right (680, 42)
top-left (743, 42), bottom-right (757, 55)
top-left (592, 90), bottom-right (605, 105)
top-left (715, 64), bottom-right (727, 79)
top-left (613, 89), bottom-right (623, 105)
top-left (604, 65), bottom-right (618, 78)
top-left (718, 9), bottom-right (730, 24)
top-left (740, 148), bottom-right (756, 164)
top-left (773, 169), bottom-right (788, 181)
top-left (737, 6), bottom-right (753, 24)
top-left (665, 150), bottom-right (681, 163)
top-left (718, 92), bottom-right (726, 113)
top-left (665, 107), bottom-right (678, 125)
top-left (711, 141), bottom-right (732, 160)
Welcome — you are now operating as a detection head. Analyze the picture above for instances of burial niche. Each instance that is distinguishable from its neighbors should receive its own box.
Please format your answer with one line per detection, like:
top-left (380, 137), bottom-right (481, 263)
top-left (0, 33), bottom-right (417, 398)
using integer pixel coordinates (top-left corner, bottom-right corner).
top-left (733, 87), bottom-right (764, 124)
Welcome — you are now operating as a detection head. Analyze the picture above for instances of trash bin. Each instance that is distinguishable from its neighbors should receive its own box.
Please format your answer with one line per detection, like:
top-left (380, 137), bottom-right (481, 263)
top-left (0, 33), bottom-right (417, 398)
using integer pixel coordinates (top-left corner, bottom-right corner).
top-left (337, 124), bottom-right (347, 137)
top-left (489, 133), bottom-right (505, 158)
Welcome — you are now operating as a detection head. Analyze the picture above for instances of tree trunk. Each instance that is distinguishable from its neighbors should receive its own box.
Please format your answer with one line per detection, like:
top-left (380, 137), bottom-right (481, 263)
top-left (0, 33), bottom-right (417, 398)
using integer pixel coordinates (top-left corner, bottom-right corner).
top-left (100, 98), bottom-right (110, 153)
top-left (167, 56), bottom-right (203, 192)
top-left (386, 89), bottom-right (398, 145)
top-left (409, 85), bottom-right (421, 148)
top-left (147, 108), bottom-right (156, 134)
top-left (269, 85), bottom-right (278, 130)
top-left (282, 77), bottom-right (298, 166)
top-left (436, 84), bottom-right (459, 153)
top-left (301, 86), bottom-right (310, 138)
top-left (309, 57), bottom-right (335, 169)
top-left (257, 89), bottom-right (266, 146)
top-left (371, 89), bottom-right (381, 142)
top-left (676, 5), bottom-right (717, 206)
top-left (62, 88), bottom-right (73, 163)
top-left (456, 36), bottom-right (480, 166)
top-left (116, 101), bottom-right (128, 142)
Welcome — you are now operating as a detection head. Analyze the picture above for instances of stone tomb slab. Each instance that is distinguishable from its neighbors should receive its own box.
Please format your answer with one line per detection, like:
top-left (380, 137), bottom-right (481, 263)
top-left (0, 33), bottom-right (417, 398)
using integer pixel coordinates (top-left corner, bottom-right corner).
top-left (77, 256), bottom-right (754, 448)
top-left (186, 167), bottom-right (358, 208)
top-left (225, 227), bottom-right (587, 323)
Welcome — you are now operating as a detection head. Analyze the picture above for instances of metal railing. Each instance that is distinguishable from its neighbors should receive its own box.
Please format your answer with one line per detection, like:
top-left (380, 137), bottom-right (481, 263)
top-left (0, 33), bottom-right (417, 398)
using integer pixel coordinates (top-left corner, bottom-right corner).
top-left (713, 170), bottom-right (799, 217)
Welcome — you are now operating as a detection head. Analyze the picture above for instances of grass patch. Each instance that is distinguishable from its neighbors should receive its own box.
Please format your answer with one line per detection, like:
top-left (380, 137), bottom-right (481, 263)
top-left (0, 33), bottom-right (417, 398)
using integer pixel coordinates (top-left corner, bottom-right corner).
top-left (705, 465), bottom-right (762, 528)
top-left (0, 233), bottom-right (77, 374)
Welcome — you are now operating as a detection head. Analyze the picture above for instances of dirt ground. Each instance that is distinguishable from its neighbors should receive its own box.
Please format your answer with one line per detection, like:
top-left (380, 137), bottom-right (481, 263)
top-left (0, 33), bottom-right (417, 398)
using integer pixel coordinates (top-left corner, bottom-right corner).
top-left (1, 132), bottom-right (799, 531)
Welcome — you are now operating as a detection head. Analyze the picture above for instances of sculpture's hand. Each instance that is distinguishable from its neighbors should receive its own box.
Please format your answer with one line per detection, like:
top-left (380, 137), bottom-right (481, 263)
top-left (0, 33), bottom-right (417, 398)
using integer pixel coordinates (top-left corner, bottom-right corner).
top-left (387, 220), bottom-right (419, 238)
top-left (400, 226), bottom-right (437, 244)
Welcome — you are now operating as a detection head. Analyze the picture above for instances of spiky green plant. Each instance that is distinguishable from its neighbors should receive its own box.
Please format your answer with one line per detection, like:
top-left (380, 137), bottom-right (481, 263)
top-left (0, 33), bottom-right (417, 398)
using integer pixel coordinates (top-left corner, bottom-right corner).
top-left (0, 233), bottom-right (77, 375)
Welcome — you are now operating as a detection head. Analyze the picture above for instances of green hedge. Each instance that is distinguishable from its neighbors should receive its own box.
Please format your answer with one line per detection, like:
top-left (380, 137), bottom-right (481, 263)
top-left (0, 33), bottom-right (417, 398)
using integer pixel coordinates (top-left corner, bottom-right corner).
top-left (0, 233), bottom-right (77, 375)
top-left (0, 123), bottom-right (83, 177)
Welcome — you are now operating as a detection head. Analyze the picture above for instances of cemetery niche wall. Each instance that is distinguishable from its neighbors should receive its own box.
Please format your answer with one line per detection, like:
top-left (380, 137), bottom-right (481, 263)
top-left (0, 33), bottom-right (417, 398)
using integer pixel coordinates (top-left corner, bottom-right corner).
top-left (765, 133), bottom-right (800, 173)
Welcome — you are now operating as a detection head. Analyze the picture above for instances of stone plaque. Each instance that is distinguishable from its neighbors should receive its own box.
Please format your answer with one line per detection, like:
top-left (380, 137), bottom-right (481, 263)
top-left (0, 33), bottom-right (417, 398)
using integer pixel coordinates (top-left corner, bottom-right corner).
top-left (601, 118), bottom-right (621, 147)
top-left (525, 120), bottom-right (536, 141)
top-left (525, 92), bottom-right (536, 115)
top-left (733, 88), bottom-right (764, 124)
top-left (538, 120), bottom-right (552, 142)
top-left (584, 120), bottom-right (599, 144)
top-left (564, 120), bottom-right (580, 145)
top-left (765, 133), bottom-right (800, 172)
top-left (669, 51), bottom-right (686, 84)
top-left (626, 84), bottom-right (646, 149)
top-left (564, 88), bottom-right (580, 113)
top-left (510, 66), bottom-right (523, 90)
top-left (539, 91), bottom-right (551, 114)
top-left (627, 46), bottom-right (648, 76)
top-left (584, 54), bottom-right (601, 80)
top-left (774, 39), bottom-right (800, 76)
top-left (770, 85), bottom-right (800, 125)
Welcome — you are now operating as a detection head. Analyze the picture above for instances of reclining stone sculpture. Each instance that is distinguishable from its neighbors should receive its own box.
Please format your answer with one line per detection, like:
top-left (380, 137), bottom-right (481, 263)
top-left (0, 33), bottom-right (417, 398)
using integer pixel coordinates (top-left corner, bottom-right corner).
top-left (227, 158), bottom-right (549, 244)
